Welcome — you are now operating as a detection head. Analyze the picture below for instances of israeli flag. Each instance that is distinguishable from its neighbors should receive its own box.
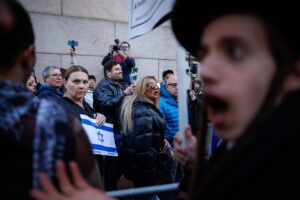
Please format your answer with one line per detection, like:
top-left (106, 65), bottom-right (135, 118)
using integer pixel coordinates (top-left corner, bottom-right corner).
top-left (80, 115), bottom-right (118, 157)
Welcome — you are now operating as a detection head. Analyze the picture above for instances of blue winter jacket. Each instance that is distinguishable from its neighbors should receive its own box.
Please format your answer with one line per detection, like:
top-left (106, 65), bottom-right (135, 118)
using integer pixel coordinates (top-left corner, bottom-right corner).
top-left (159, 84), bottom-right (179, 144)
top-left (36, 84), bottom-right (63, 101)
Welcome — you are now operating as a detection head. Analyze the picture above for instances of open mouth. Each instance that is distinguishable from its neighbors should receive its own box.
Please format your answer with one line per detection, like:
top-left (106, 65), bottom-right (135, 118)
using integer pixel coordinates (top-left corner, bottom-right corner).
top-left (204, 95), bottom-right (229, 127)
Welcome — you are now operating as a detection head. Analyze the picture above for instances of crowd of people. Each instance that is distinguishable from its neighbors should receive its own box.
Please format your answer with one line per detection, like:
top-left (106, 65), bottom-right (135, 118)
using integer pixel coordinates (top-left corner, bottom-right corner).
top-left (2, 0), bottom-right (300, 200)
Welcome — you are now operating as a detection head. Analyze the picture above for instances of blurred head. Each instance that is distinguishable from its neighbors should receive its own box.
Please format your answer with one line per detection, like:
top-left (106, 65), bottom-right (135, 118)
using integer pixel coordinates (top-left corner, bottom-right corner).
top-left (104, 60), bottom-right (123, 81)
top-left (26, 74), bottom-right (37, 92)
top-left (166, 75), bottom-right (178, 99)
top-left (172, 1), bottom-right (300, 141)
top-left (63, 65), bottom-right (89, 103)
top-left (162, 69), bottom-right (174, 83)
top-left (193, 79), bottom-right (202, 92)
top-left (88, 75), bottom-right (96, 89)
top-left (42, 66), bottom-right (62, 88)
top-left (0, 0), bottom-right (13, 30)
top-left (0, 0), bottom-right (35, 83)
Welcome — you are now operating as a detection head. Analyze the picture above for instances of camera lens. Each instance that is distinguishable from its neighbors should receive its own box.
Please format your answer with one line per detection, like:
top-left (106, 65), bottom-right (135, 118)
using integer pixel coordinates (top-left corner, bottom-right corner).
top-left (113, 45), bottom-right (119, 51)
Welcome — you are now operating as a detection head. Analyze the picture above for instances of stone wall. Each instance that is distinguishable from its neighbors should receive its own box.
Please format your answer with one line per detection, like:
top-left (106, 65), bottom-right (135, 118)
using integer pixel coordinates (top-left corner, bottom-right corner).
top-left (18, 0), bottom-right (184, 84)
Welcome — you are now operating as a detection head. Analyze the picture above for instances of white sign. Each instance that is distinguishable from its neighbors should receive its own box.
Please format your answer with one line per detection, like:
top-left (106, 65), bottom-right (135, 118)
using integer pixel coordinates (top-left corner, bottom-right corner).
top-left (128, 0), bottom-right (175, 39)
top-left (80, 115), bottom-right (118, 157)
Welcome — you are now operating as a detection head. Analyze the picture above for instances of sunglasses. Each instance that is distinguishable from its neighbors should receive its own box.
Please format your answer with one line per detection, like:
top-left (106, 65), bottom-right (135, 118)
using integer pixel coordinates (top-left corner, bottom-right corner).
top-left (146, 82), bottom-right (160, 89)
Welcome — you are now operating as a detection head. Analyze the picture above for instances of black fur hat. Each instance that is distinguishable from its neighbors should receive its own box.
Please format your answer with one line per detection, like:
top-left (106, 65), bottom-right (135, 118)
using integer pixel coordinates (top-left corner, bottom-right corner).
top-left (171, 0), bottom-right (300, 59)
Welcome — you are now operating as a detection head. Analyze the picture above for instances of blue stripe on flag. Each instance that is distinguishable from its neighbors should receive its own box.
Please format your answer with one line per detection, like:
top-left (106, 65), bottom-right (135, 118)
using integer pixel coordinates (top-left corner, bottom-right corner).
top-left (81, 119), bottom-right (113, 132)
top-left (92, 144), bottom-right (117, 153)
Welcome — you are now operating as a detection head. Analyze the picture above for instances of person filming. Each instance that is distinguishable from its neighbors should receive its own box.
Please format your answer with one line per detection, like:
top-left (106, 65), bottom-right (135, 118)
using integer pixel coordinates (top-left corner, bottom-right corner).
top-left (102, 40), bottom-right (135, 89)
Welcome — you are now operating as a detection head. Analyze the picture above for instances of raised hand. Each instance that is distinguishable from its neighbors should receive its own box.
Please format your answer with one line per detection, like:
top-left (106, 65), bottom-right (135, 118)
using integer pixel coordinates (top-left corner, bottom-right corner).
top-left (30, 160), bottom-right (115, 200)
top-left (173, 126), bottom-right (197, 169)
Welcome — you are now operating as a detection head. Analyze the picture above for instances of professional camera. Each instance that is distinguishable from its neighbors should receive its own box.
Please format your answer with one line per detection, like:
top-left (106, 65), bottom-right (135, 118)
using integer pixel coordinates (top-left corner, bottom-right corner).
top-left (112, 39), bottom-right (121, 51)
top-left (186, 62), bottom-right (198, 80)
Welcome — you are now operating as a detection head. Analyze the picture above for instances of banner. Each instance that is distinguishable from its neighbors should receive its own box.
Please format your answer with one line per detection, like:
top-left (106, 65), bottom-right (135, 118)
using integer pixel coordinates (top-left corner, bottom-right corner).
top-left (128, 0), bottom-right (175, 39)
top-left (80, 115), bottom-right (118, 157)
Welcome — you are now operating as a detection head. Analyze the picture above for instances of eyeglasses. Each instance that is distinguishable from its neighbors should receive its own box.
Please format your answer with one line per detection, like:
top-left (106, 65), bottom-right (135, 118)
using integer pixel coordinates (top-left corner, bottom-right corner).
top-left (167, 83), bottom-right (178, 88)
top-left (49, 73), bottom-right (62, 78)
top-left (146, 82), bottom-right (159, 90)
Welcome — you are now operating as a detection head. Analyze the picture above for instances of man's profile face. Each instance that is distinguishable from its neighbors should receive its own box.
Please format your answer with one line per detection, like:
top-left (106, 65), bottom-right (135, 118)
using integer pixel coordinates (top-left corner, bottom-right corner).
top-left (166, 75), bottom-right (178, 98)
top-left (107, 64), bottom-right (123, 81)
top-left (199, 14), bottom-right (276, 141)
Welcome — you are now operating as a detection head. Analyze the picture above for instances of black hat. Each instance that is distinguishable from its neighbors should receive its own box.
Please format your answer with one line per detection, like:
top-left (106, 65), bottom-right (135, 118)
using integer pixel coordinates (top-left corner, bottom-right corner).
top-left (171, 0), bottom-right (300, 58)
top-left (88, 75), bottom-right (96, 81)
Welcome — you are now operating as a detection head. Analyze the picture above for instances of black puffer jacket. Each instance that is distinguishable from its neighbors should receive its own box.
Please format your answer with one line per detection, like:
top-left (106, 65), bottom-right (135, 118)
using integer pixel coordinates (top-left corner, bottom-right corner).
top-left (122, 98), bottom-right (166, 186)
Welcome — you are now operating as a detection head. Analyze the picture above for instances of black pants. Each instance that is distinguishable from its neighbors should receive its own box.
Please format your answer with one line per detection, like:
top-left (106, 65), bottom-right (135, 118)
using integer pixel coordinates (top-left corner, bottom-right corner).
top-left (98, 156), bottom-right (123, 191)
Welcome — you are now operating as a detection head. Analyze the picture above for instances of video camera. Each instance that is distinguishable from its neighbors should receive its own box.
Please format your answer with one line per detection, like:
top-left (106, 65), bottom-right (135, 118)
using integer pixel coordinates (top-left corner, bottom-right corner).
top-left (68, 40), bottom-right (79, 65)
top-left (186, 63), bottom-right (198, 80)
top-left (112, 39), bottom-right (121, 51)
top-left (68, 40), bottom-right (79, 48)
top-left (186, 52), bottom-right (198, 82)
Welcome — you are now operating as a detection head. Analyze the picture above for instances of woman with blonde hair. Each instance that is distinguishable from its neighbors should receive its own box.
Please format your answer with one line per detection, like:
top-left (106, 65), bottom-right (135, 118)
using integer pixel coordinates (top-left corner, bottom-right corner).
top-left (120, 75), bottom-right (169, 200)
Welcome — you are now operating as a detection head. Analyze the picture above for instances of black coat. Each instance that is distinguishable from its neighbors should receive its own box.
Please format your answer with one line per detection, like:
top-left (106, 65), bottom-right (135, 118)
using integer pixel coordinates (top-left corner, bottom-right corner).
top-left (59, 97), bottom-right (95, 121)
top-left (122, 98), bottom-right (166, 187)
top-left (93, 77), bottom-right (125, 150)
top-left (192, 90), bottom-right (300, 200)
top-left (93, 77), bottom-right (124, 126)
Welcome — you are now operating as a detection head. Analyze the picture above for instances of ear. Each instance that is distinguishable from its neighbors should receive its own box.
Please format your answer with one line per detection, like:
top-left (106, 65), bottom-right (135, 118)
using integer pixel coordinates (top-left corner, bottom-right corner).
top-left (282, 60), bottom-right (300, 94)
top-left (21, 44), bottom-right (35, 69)
top-left (63, 78), bottom-right (67, 88)
top-left (20, 44), bottom-right (35, 82)
top-left (106, 70), bottom-right (111, 78)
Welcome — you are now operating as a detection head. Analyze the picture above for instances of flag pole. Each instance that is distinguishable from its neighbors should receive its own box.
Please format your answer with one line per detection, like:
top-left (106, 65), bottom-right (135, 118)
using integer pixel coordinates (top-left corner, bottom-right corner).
top-left (177, 44), bottom-right (188, 148)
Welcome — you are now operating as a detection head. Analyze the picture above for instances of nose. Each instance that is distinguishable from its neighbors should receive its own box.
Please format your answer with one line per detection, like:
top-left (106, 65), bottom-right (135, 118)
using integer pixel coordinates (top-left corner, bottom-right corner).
top-left (199, 56), bottom-right (220, 87)
top-left (78, 82), bottom-right (85, 88)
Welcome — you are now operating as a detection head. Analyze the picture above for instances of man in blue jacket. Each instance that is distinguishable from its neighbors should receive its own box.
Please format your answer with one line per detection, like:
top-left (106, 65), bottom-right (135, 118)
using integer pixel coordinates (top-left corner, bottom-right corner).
top-left (159, 74), bottom-right (180, 198)
top-left (36, 66), bottom-right (63, 101)
top-left (160, 74), bottom-right (179, 144)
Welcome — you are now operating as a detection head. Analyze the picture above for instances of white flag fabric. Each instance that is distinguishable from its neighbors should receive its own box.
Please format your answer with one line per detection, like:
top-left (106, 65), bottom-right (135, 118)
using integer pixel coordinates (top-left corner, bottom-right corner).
top-left (80, 115), bottom-right (118, 157)
top-left (128, 0), bottom-right (175, 39)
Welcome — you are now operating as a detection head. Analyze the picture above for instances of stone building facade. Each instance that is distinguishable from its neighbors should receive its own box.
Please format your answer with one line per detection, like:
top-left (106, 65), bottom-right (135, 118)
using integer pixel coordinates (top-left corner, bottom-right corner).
top-left (19, 0), bottom-right (181, 84)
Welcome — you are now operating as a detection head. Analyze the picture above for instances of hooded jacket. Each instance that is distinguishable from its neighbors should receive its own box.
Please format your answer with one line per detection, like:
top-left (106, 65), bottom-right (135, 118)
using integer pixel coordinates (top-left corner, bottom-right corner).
top-left (159, 84), bottom-right (178, 144)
